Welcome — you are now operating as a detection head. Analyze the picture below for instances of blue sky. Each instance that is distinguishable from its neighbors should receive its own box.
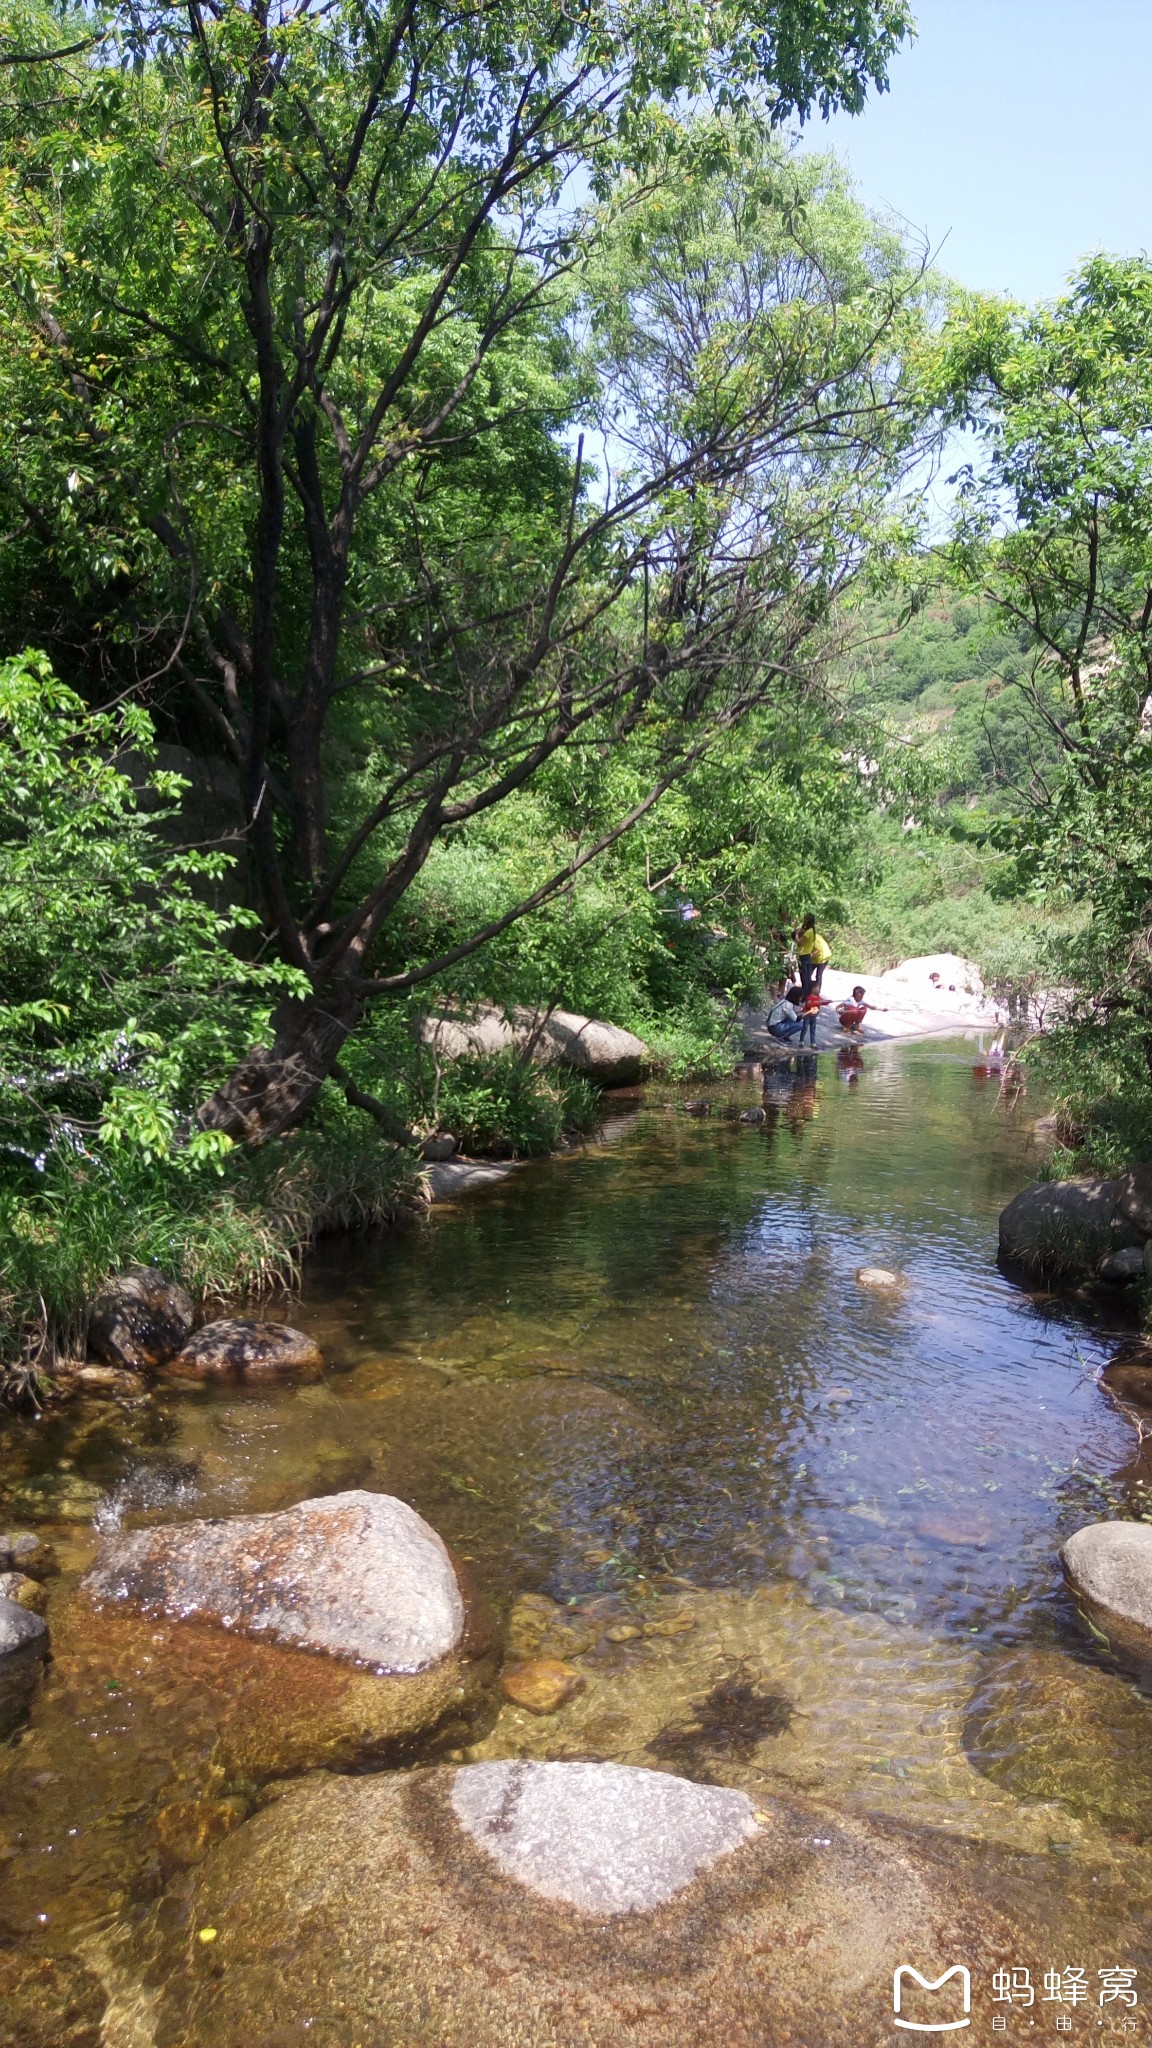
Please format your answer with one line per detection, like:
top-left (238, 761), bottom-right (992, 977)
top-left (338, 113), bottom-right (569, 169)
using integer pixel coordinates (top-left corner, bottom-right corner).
top-left (809, 0), bottom-right (1152, 303)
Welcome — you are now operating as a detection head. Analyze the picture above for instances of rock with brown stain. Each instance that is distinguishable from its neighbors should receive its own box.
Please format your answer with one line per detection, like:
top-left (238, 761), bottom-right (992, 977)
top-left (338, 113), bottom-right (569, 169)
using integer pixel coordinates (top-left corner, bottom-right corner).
top-left (166, 1317), bottom-right (324, 1382)
top-left (87, 1265), bottom-right (194, 1371)
top-left (1101, 1358), bottom-right (1152, 1409)
top-left (131, 1763), bottom-right (1150, 2048)
top-left (78, 1490), bottom-right (483, 1774)
top-left (500, 1659), bottom-right (583, 1714)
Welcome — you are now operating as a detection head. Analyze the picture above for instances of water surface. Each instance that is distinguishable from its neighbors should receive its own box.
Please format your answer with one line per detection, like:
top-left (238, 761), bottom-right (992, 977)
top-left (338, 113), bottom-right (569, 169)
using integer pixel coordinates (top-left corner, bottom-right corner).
top-left (3, 1037), bottom-right (1152, 2019)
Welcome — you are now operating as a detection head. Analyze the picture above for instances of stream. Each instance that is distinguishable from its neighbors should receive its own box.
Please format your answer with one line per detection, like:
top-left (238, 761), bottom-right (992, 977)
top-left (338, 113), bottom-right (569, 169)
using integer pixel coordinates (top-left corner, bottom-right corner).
top-left (3, 1036), bottom-right (1152, 2039)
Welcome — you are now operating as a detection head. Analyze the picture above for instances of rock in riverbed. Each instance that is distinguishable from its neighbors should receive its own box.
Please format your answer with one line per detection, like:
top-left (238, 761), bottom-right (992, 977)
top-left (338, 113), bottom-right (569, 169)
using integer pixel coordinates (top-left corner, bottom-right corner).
top-left (166, 1317), bottom-right (324, 1381)
top-left (855, 1265), bottom-right (902, 1290)
top-left (500, 1659), bottom-right (583, 1714)
top-left (79, 1490), bottom-right (485, 1774)
top-left (1098, 1245), bottom-right (1147, 1283)
top-left (0, 1530), bottom-right (58, 1579)
top-left (1061, 1520), bottom-right (1152, 1667)
top-left (0, 1595), bottom-right (48, 1739)
top-left (136, 1759), bottom-right (1141, 2048)
top-left (87, 1265), bottom-right (194, 1371)
top-left (999, 1175), bottom-right (1143, 1277)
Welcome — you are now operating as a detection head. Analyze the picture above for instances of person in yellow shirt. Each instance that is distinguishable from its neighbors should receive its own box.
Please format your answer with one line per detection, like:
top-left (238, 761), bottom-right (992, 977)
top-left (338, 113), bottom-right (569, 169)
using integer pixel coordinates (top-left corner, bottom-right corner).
top-left (795, 915), bottom-right (832, 996)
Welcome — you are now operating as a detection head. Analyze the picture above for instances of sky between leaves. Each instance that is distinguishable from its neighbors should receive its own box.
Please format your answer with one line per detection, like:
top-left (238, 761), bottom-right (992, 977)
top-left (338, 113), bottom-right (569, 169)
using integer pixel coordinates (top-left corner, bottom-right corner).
top-left (810, 0), bottom-right (1152, 305)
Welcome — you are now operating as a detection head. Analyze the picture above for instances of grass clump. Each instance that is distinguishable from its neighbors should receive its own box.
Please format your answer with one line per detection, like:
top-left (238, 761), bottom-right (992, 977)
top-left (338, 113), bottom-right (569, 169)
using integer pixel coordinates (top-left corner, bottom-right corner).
top-left (0, 1101), bottom-right (421, 1400)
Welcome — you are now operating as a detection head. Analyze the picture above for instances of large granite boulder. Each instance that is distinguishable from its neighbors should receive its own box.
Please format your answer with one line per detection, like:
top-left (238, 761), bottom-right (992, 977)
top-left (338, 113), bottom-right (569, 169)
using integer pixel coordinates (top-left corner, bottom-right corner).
top-left (419, 1004), bottom-right (651, 1088)
top-left (1115, 1158), bottom-right (1152, 1236)
top-left (998, 1175), bottom-right (1141, 1276)
top-left (164, 1317), bottom-right (324, 1382)
top-left (1061, 1520), bottom-right (1152, 1668)
top-left (87, 1266), bottom-right (194, 1371)
top-left (0, 1594), bottom-right (48, 1739)
top-left (79, 1491), bottom-right (485, 1775)
top-left (536, 1010), bottom-right (651, 1087)
top-left (135, 1760), bottom-right (1146, 2048)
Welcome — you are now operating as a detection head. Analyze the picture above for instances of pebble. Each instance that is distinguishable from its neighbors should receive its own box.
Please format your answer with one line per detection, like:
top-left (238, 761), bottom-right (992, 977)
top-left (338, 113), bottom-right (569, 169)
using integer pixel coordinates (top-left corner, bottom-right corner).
top-left (855, 1266), bottom-right (903, 1290)
top-left (500, 1660), bottom-right (584, 1714)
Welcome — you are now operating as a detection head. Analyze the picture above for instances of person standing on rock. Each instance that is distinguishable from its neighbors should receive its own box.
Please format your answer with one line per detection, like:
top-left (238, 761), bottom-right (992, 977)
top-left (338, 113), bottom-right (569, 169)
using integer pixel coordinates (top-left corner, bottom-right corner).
top-left (795, 915), bottom-right (831, 996)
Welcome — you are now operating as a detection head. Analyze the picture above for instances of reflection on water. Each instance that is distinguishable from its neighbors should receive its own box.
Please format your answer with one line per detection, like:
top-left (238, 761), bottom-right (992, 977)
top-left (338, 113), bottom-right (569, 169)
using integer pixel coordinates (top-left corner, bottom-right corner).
top-left (3, 1038), bottom-right (1152, 1990)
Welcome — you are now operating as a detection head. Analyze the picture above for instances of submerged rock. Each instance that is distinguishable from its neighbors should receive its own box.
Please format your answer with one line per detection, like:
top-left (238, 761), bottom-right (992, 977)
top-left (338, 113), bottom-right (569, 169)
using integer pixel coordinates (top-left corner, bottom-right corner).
top-left (166, 1317), bottom-right (324, 1382)
top-left (0, 1594), bottom-right (49, 1739)
top-left (0, 1947), bottom-right (106, 2048)
top-left (79, 1490), bottom-right (482, 1774)
top-left (451, 1760), bottom-right (757, 1912)
top-left (855, 1265), bottom-right (902, 1290)
top-left (0, 1530), bottom-right (58, 1580)
top-left (135, 1762), bottom-right (1137, 2048)
top-left (964, 1644), bottom-right (1152, 1837)
top-left (499, 1659), bottom-right (583, 1714)
top-left (998, 1176), bottom-right (1140, 1277)
top-left (87, 1265), bottom-right (194, 1371)
top-left (1101, 1351), bottom-right (1152, 1410)
top-left (1061, 1520), bottom-right (1152, 1666)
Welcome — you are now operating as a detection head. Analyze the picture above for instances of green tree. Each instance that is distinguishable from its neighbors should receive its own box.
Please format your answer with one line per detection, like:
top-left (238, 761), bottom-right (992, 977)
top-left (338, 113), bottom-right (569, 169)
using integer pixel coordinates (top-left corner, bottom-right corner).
top-left (0, 649), bottom-right (298, 1173)
top-left (944, 257), bottom-right (1152, 1149)
top-left (0, 4), bottom-right (922, 1140)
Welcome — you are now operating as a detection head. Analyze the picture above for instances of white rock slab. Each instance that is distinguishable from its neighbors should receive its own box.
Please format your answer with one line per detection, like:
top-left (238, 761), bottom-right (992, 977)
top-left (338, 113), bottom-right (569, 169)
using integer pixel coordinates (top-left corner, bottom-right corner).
top-left (83, 1489), bottom-right (464, 1673)
top-left (451, 1759), bottom-right (759, 1915)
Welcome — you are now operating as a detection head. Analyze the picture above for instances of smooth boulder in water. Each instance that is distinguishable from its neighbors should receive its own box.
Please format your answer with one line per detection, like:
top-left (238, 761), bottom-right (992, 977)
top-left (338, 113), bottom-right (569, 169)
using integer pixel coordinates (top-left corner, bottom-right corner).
top-left (132, 1760), bottom-right (1140, 2048)
top-left (87, 1265), bottom-right (194, 1371)
top-left (165, 1316), bottom-right (325, 1382)
top-left (1061, 1520), bottom-right (1152, 1667)
top-left (78, 1490), bottom-right (483, 1774)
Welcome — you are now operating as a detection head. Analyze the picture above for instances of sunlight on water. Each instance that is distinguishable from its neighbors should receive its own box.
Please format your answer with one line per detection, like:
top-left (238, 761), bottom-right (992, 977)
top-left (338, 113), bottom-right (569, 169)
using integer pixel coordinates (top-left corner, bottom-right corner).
top-left (3, 1038), bottom-right (1152, 2014)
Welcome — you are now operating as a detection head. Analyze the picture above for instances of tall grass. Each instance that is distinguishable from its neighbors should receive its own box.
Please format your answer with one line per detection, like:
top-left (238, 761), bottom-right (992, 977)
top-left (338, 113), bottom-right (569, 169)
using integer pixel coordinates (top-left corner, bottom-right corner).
top-left (0, 1108), bottom-right (422, 1398)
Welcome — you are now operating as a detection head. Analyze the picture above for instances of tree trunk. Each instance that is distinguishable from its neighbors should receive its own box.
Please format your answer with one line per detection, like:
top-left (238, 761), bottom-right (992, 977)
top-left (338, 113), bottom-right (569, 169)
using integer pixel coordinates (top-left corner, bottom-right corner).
top-left (199, 987), bottom-right (361, 1144)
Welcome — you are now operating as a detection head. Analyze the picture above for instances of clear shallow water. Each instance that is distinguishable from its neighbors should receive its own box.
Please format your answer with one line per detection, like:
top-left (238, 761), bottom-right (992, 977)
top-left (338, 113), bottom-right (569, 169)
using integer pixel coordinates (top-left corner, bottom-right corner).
top-left (3, 1037), bottom-right (1152, 2018)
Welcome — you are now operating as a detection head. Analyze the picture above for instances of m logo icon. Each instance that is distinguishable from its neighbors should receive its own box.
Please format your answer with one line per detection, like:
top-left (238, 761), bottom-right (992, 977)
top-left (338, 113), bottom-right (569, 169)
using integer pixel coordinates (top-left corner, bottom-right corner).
top-left (893, 1965), bottom-right (972, 2033)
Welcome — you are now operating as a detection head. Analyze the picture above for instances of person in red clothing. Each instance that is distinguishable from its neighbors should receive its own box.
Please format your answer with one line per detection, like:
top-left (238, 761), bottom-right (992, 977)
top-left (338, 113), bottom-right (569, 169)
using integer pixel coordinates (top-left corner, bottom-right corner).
top-left (798, 986), bottom-right (827, 1047)
top-left (836, 984), bottom-right (885, 1033)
